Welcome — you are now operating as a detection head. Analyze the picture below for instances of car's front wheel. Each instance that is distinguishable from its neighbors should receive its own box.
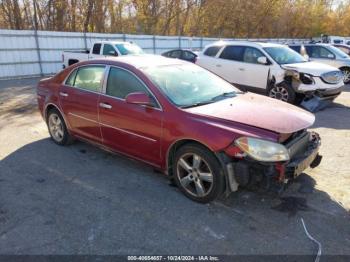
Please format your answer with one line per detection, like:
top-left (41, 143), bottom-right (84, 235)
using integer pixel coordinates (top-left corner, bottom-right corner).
top-left (47, 108), bottom-right (73, 145)
top-left (268, 82), bottom-right (296, 103)
top-left (173, 143), bottom-right (225, 203)
top-left (340, 68), bottom-right (350, 84)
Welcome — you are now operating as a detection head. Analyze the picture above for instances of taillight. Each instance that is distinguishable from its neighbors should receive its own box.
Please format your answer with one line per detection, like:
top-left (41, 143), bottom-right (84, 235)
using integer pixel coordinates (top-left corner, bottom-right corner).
top-left (62, 54), bottom-right (64, 62)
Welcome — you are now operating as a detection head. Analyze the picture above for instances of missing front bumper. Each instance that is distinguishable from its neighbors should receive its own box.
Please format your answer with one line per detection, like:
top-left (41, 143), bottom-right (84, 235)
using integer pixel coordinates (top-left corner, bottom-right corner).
top-left (221, 132), bottom-right (322, 194)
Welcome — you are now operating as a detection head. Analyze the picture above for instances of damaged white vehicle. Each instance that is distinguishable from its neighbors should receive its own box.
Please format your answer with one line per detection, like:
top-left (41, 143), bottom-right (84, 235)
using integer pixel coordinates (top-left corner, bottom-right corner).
top-left (196, 41), bottom-right (344, 104)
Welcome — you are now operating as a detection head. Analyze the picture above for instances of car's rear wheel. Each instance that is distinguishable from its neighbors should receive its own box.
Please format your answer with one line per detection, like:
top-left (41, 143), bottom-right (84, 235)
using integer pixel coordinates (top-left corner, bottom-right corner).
top-left (268, 82), bottom-right (296, 104)
top-left (340, 68), bottom-right (350, 84)
top-left (47, 108), bottom-right (73, 145)
top-left (173, 144), bottom-right (225, 203)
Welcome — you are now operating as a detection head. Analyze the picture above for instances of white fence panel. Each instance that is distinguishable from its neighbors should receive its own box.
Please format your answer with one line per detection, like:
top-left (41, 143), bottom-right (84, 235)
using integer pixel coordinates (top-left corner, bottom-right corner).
top-left (0, 29), bottom-right (309, 80)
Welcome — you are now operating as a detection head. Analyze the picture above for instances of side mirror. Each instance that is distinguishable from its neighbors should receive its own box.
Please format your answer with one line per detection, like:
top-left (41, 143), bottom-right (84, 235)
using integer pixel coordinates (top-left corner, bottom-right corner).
top-left (257, 56), bottom-right (268, 65)
top-left (108, 50), bottom-right (117, 56)
top-left (303, 54), bottom-right (310, 61)
top-left (125, 92), bottom-right (152, 106)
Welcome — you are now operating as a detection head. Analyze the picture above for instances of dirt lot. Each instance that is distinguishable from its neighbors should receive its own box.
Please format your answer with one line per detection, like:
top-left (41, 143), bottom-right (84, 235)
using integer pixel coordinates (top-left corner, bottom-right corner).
top-left (0, 78), bottom-right (349, 257)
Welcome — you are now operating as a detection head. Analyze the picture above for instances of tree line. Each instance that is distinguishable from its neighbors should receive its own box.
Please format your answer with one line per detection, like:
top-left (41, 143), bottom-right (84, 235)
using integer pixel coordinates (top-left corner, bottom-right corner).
top-left (1, 0), bottom-right (350, 38)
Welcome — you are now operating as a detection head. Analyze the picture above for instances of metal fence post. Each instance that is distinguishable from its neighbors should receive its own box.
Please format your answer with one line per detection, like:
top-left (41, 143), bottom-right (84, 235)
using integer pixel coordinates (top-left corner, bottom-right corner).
top-left (153, 35), bottom-right (156, 54)
top-left (83, 31), bottom-right (88, 50)
top-left (200, 37), bottom-right (203, 50)
top-left (179, 36), bottom-right (181, 49)
top-left (33, 0), bottom-right (43, 76)
top-left (123, 33), bottom-right (126, 42)
top-left (33, 29), bottom-right (43, 76)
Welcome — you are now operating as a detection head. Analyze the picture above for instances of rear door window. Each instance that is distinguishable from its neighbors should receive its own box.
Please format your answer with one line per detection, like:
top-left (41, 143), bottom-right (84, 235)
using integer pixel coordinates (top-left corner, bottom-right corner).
top-left (170, 50), bottom-right (182, 58)
top-left (73, 66), bottom-right (105, 92)
top-left (92, 43), bottom-right (101, 55)
top-left (219, 46), bottom-right (244, 61)
top-left (204, 46), bottom-right (222, 57)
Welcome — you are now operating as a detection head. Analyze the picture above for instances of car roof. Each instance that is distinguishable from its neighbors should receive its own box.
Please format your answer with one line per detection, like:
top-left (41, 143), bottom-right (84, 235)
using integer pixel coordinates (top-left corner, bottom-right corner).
top-left (92, 54), bottom-right (187, 69)
top-left (205, 40), bottom-right (286, 49)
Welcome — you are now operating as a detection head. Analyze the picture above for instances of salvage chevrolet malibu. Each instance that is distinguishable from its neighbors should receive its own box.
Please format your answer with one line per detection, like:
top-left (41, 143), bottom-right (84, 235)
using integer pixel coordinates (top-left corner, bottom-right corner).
top-left (37, 55), bottom-right (322, 203)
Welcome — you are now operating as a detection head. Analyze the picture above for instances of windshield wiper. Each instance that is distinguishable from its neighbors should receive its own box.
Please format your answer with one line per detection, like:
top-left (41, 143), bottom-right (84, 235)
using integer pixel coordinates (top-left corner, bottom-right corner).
top-left (180, 91), bottom-right (240, 109)
top-left (180, 100), bottom-right (215, 108)
top-left (210, 91), bottom-right (238, 101)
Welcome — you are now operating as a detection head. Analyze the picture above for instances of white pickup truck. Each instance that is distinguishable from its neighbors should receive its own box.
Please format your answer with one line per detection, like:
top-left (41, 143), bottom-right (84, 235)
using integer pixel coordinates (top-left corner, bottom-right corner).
top-left (62, 41), bottom-right (144, 68)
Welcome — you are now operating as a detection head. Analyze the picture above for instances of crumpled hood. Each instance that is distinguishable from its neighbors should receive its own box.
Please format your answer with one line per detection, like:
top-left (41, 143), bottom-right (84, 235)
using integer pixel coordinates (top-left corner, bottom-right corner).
top-left (185, 93), bottom-right (315, 134)
top-left (282, 62), bottom-right (340, 77)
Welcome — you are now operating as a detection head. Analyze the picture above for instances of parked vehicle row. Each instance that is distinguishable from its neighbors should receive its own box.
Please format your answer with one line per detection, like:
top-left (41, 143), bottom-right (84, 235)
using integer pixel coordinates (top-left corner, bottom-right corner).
top-left (195, 41), bottom-right (344, 103)
top-left (41, 54), bottom-right (323, 203)
top-left (289, 43), bottom-right (350, 84)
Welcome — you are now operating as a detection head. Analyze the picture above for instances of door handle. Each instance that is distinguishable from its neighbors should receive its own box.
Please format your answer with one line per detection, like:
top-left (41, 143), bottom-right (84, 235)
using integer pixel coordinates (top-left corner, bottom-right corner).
top-left (216, 64), bottom-right (222, 67)
top-left (59, 92), bottom-right (68, 97)
top-left (99, 102), bottom-right (112, 109)
top-left (238, 68), bottom-right (245, 71)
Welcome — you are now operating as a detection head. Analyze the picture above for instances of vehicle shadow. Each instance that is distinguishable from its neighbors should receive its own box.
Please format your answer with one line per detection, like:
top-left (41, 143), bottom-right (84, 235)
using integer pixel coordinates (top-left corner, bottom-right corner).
top-left (0, 138), bottom-right (349, 255)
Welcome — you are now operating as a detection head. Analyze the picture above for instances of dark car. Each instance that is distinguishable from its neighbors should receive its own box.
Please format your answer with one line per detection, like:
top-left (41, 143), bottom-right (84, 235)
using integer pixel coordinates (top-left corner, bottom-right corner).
top-left (162, 49), bottom-right (198, 63)
top-left (37, 55), bottom-right (322, 203)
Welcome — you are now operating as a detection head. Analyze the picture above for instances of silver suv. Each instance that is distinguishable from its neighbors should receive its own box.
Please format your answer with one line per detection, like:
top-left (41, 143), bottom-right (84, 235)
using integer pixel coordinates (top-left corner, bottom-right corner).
top-left (289, 43), bottom-right (350, 84)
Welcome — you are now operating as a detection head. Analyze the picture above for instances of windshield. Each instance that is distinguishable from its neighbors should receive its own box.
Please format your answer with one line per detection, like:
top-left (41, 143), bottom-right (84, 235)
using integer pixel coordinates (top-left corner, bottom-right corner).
top-left (142, 63), bottom-right (240, 108)
top-left (328, 45), bottom-right (349, 59)
top-left (264, 46), bottom-right (307, 64)
top-left (115, 43), bottom-right (144, 55)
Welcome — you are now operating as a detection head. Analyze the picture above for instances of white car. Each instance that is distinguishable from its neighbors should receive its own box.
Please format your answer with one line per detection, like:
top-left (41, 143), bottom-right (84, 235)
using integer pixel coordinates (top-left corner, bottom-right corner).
top-left (196, 41), bottom-right (344, 103)
top-left (62, 41), bottom-right (144, 68)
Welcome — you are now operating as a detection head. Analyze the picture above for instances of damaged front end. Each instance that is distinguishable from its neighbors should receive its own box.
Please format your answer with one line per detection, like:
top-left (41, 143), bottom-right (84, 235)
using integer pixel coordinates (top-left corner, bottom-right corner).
top-left (272, 67), bottom-right (344, 112)
top-left (218, 131), bottom-right (322, 195)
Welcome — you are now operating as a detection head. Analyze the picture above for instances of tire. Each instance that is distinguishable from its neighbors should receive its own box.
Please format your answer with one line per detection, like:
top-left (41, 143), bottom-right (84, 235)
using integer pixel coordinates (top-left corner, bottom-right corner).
top-left (47, 108), bottom-right (74, 146)
top-left (268, 82), bottom-right (296, 104)
top-left (172, 143), bottom-right (225, 203)
top-left (340, 68), bottom-right (350, 85)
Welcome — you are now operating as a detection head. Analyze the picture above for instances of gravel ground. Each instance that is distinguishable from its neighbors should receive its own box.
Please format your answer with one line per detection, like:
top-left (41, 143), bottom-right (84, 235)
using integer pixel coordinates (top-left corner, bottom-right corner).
top-left (0, 78), bottom-right (349, 257)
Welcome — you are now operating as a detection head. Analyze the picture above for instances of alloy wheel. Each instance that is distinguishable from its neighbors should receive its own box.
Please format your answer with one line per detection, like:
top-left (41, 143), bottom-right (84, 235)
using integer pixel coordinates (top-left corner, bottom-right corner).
top-left (176, 153), bottom-right (214, 198)
top-left (269, 86), bottom-right (289, 102)
top-left (342, 69), bottom-right (350, 84)
top-left (48, 113), bottom-right (64, 142)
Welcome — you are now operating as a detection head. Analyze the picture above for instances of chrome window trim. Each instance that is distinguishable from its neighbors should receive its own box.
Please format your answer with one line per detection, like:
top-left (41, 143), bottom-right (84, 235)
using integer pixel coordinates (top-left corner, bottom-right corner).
top-left (62, 64), bottom-right (108, 94)
top-left (102, 65), bottom-right (163, 111)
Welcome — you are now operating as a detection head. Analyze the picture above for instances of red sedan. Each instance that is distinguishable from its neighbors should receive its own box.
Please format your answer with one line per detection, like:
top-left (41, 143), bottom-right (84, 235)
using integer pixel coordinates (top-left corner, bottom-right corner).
top-left (37, 55), bottom-right (322, 203)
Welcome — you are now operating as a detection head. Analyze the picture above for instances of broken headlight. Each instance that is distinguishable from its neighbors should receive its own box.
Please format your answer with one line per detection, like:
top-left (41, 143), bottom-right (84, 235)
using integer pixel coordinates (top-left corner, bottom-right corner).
top-left (235, 137), bottom-right (290, 162)
top-left (300, 73), bottom-right (315, 85)
top-left (321, 71), bottom-right (343, 84)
